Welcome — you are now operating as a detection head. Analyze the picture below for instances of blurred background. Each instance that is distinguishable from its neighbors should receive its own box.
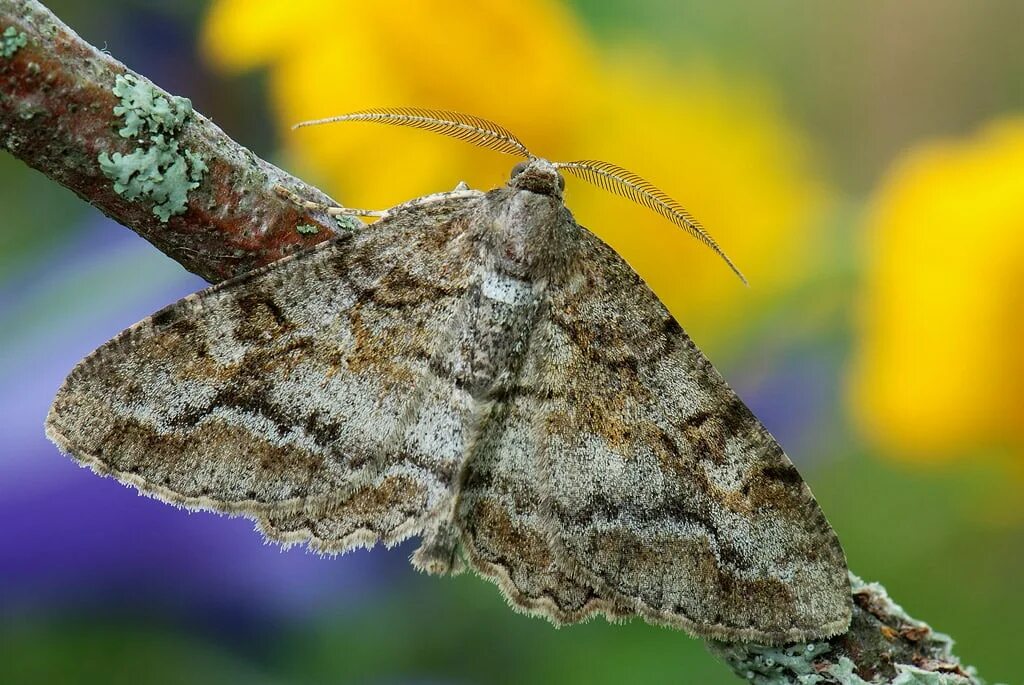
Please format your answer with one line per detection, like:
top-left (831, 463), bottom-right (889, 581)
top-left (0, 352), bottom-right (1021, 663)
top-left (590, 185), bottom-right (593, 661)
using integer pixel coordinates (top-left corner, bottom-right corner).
top-left (2, 1), bottom-right (1023, 682)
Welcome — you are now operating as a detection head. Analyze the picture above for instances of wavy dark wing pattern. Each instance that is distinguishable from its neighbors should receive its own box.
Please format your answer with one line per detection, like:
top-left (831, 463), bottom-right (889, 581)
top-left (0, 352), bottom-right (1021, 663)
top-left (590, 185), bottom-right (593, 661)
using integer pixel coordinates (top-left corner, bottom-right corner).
top-left (46, 195), bottom-right (480, 554)
top-left (294, 107), bottom-right (532, 159)
top-left (47, 149), bottom-right (846, 643)
top-left (527, 226), bottom-right (849, 643)
top-left (455, 385), bottom-right (631, 625)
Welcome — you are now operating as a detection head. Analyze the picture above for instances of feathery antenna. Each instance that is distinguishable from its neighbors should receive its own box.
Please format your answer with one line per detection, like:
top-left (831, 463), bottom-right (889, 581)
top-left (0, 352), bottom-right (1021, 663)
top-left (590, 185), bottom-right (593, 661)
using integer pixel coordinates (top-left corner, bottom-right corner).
top-left (555, 160), bottom-right (747, 284)
top-left (294, 108), bottom-right (745, 283)
top-left (293, 107), bottom-right (532, 159)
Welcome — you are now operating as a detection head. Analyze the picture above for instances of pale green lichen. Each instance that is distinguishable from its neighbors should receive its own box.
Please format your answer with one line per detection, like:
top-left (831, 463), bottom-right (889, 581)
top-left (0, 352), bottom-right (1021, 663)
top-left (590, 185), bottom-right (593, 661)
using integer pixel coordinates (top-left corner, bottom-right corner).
top-left (821, 657), bottom-right (873, 685)
top-left (890, 663), bottom-right (976, 685)
top-left (98, 74), bottom-right (207, 222)
top-left (709, 572), bottom-right (998, 685)
top-left (2, 25), bottom-right (28, 58)
top-left (725, 649), bottom-right (977, 685)
top-left (335, 214), bottom-right (361, 232)
top-left (724, 641), bottom-right (833, 684)
top-left (295, 223), bottom-right (319, 235)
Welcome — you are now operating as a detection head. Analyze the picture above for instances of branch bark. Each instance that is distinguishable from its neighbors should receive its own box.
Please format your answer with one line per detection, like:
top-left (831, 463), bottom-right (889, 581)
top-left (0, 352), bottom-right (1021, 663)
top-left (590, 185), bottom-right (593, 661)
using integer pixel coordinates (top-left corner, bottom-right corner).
top-left (707, 574), bottom-right (983, 684)
top-left (0, 0), bottom-right (354, 284)
top-left (0, 2), bottom-right (989, 683)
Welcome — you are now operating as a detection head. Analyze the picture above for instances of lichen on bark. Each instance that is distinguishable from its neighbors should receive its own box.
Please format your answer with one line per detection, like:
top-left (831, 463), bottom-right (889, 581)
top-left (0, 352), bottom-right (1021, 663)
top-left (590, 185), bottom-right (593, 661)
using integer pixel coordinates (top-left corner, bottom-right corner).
top-left (97, 74), bottom-right (207, 222)
top-left (1, 25), bottom-right (27, 58)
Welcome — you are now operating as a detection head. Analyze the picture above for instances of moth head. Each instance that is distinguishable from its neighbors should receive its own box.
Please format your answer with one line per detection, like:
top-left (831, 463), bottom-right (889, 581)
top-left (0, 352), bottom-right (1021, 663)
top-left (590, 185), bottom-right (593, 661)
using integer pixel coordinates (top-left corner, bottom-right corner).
top-left (509, 158), bottom-right (565, 198)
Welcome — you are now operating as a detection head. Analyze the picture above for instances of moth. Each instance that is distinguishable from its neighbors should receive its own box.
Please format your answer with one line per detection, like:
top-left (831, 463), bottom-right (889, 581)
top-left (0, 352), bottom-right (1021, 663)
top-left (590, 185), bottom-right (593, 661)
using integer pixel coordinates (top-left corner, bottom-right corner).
top-left (47, 108), bottom-right (851, 644)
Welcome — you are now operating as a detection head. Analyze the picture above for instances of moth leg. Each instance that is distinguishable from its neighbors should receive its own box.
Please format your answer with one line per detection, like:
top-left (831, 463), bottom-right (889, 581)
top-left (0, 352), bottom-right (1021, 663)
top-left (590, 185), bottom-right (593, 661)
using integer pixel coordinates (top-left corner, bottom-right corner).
top-left (273, 184), bottom-right (387, 218)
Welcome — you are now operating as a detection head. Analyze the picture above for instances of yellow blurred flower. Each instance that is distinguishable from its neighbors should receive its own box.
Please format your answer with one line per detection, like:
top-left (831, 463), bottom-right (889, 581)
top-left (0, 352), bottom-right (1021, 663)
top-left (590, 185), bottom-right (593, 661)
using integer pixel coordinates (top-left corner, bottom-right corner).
top-left (850, 119), bottom-right (1024, 463)
top-left (201, 0), bottom-right (828, 341)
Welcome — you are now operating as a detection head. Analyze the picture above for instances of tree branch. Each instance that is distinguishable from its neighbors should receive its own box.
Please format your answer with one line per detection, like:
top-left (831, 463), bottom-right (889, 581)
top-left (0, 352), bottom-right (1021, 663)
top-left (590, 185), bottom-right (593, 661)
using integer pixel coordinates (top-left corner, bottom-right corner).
top-left (0, 0), bottom-right (355, 284)
top-left (708, 574), bottom-right (984, 684)
top-left (0, 2), bottom-right (989, 683)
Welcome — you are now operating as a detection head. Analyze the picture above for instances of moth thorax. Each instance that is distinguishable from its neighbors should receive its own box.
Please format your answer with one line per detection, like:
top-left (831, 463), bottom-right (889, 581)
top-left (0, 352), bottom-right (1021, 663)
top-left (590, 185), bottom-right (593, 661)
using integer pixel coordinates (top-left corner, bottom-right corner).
top-left (481, 186), bottom-right (574, 280)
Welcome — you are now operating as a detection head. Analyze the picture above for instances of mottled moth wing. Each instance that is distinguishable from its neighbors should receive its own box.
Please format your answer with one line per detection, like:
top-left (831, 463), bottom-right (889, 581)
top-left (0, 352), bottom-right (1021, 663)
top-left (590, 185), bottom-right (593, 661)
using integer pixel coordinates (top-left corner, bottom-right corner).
top-left (47, 157), bottom-right (849, 644)
top-left (46, 194), bottom-right (479, 554)
top-left (456, 385), bottom-right (633, 624)
top-left (532, 227), bottom-right (851, 643)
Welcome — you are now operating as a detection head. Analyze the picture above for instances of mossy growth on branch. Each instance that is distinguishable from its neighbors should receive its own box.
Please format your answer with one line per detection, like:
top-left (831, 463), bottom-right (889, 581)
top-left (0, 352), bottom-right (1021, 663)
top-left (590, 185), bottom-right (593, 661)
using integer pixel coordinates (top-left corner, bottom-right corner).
top-left (1, 25), bottom-right (28, 58)
top-left (98, 74), bottom-right (207, 222)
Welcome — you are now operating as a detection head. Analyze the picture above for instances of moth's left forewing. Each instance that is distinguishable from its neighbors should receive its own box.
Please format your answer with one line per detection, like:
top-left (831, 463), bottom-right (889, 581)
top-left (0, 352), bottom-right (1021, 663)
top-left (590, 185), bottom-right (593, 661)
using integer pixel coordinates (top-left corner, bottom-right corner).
top-left (46, 190), bottom-right (484, 556)
top-left (536, 227), bottom-right (851, 644)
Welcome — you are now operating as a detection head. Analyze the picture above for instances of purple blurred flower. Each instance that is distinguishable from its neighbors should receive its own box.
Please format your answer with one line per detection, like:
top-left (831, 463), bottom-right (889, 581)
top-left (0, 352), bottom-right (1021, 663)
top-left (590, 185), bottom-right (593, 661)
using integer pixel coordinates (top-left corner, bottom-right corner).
top-left (733, 345), bottom-right (839, 470)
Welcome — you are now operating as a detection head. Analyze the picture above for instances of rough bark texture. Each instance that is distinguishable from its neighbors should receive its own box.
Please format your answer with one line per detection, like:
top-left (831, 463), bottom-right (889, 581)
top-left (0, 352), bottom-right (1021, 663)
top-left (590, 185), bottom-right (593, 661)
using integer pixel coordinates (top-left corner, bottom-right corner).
top-left (0, 0), bottom-right (355, 284)
top-left (0, 2), bottom-right (991, 683)
top-left (708, 575), bottom-right (985, 684)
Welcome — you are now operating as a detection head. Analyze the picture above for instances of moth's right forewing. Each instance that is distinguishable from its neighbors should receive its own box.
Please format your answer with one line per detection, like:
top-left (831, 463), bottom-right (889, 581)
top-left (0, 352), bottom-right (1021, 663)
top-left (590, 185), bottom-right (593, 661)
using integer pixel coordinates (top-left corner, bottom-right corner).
top-left (46, 193), bottom-right (480, 553)
top-left (536, 227), bottom-right (851, 644)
